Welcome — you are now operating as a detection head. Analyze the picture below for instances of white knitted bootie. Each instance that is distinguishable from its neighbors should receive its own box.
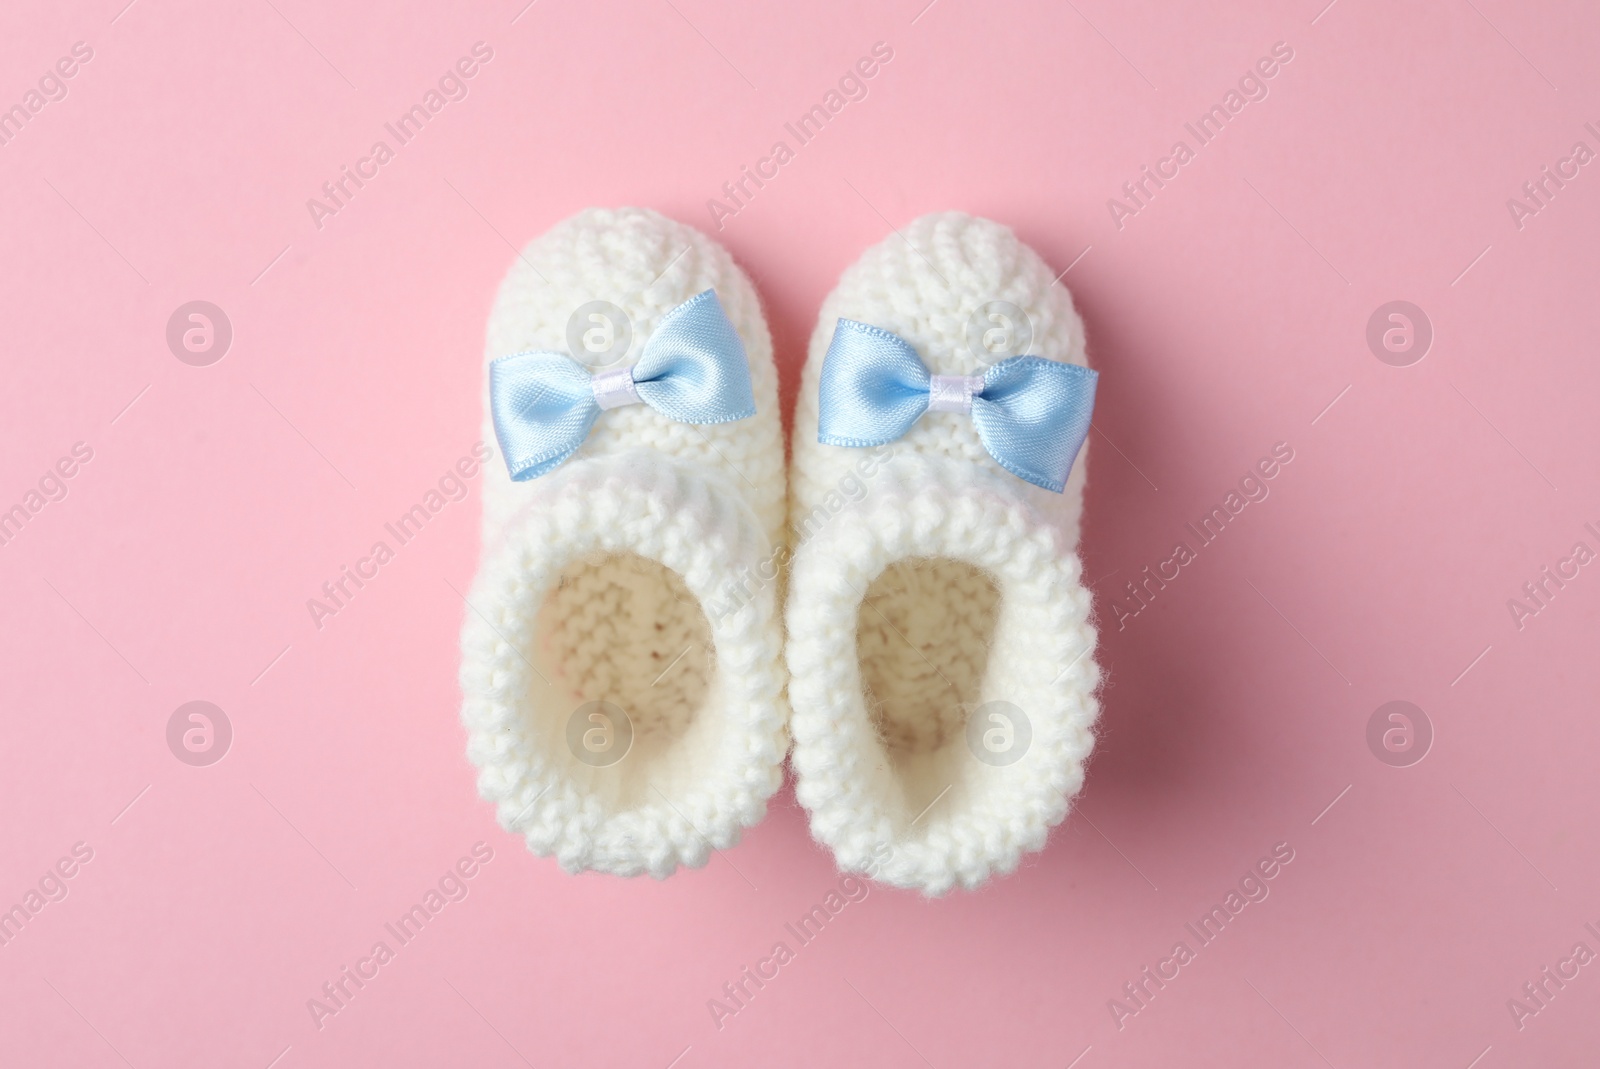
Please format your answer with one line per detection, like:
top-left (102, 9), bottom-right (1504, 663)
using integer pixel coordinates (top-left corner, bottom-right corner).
top-left (786, 213), bottom-right (1101, 895)
top-left (459, 207), bottom-right (788, 879)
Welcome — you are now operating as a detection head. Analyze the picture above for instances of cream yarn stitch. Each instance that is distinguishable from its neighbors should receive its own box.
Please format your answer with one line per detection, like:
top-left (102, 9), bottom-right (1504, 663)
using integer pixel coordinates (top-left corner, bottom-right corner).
top-left (459, 207), bottom-right (788, 878)
top-left (787, 212), bottom-right (1101, 895)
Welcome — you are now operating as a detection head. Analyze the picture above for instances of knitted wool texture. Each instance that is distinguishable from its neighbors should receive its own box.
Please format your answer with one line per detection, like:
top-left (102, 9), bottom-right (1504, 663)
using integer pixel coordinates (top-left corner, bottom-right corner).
top-left (460, 207), bottom-right (788, 878)
top-left (787, 212), bottom-right (1101, 895)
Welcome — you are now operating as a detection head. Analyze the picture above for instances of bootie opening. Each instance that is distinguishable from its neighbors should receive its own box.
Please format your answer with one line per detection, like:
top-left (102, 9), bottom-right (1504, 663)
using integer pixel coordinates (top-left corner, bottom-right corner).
top-left (857, 556), bottom-right (1002, 823)
top-left (532, 550), bottom-right (715, 806)
top-left (857, 557), bottom-right (1001, 754)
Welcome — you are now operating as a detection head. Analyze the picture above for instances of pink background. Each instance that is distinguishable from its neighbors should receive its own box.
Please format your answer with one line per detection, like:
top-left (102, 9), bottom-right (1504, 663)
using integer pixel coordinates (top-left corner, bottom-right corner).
top-left (2, 0), bottom-right (1597, 1065)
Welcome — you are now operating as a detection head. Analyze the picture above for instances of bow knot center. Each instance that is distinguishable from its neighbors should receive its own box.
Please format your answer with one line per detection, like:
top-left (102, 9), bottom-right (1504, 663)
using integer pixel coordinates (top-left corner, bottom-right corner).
top-left (590, 365), bottom-right (642, 410)
top-left (927, 373), bottom-right (985, 415)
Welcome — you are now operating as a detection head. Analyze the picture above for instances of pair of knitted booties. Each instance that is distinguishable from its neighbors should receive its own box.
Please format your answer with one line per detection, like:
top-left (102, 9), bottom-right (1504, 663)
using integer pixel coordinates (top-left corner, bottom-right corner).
top-left (459, 208), bottom-right (1099, 895)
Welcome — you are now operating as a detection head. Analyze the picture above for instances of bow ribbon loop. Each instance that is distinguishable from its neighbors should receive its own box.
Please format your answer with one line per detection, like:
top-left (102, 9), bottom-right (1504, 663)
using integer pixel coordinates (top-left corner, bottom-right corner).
top-left (490, 289), bottom-right (756, 481)
top-left (816, 317), bottom-right (1098, 492)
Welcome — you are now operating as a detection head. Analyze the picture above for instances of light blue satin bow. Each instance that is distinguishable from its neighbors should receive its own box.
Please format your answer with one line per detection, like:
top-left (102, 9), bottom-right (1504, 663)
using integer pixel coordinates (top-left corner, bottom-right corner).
top-left (817, 318), bottom-right (1098, 492)
top-left (490, 290), bottom-right (756, 481)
